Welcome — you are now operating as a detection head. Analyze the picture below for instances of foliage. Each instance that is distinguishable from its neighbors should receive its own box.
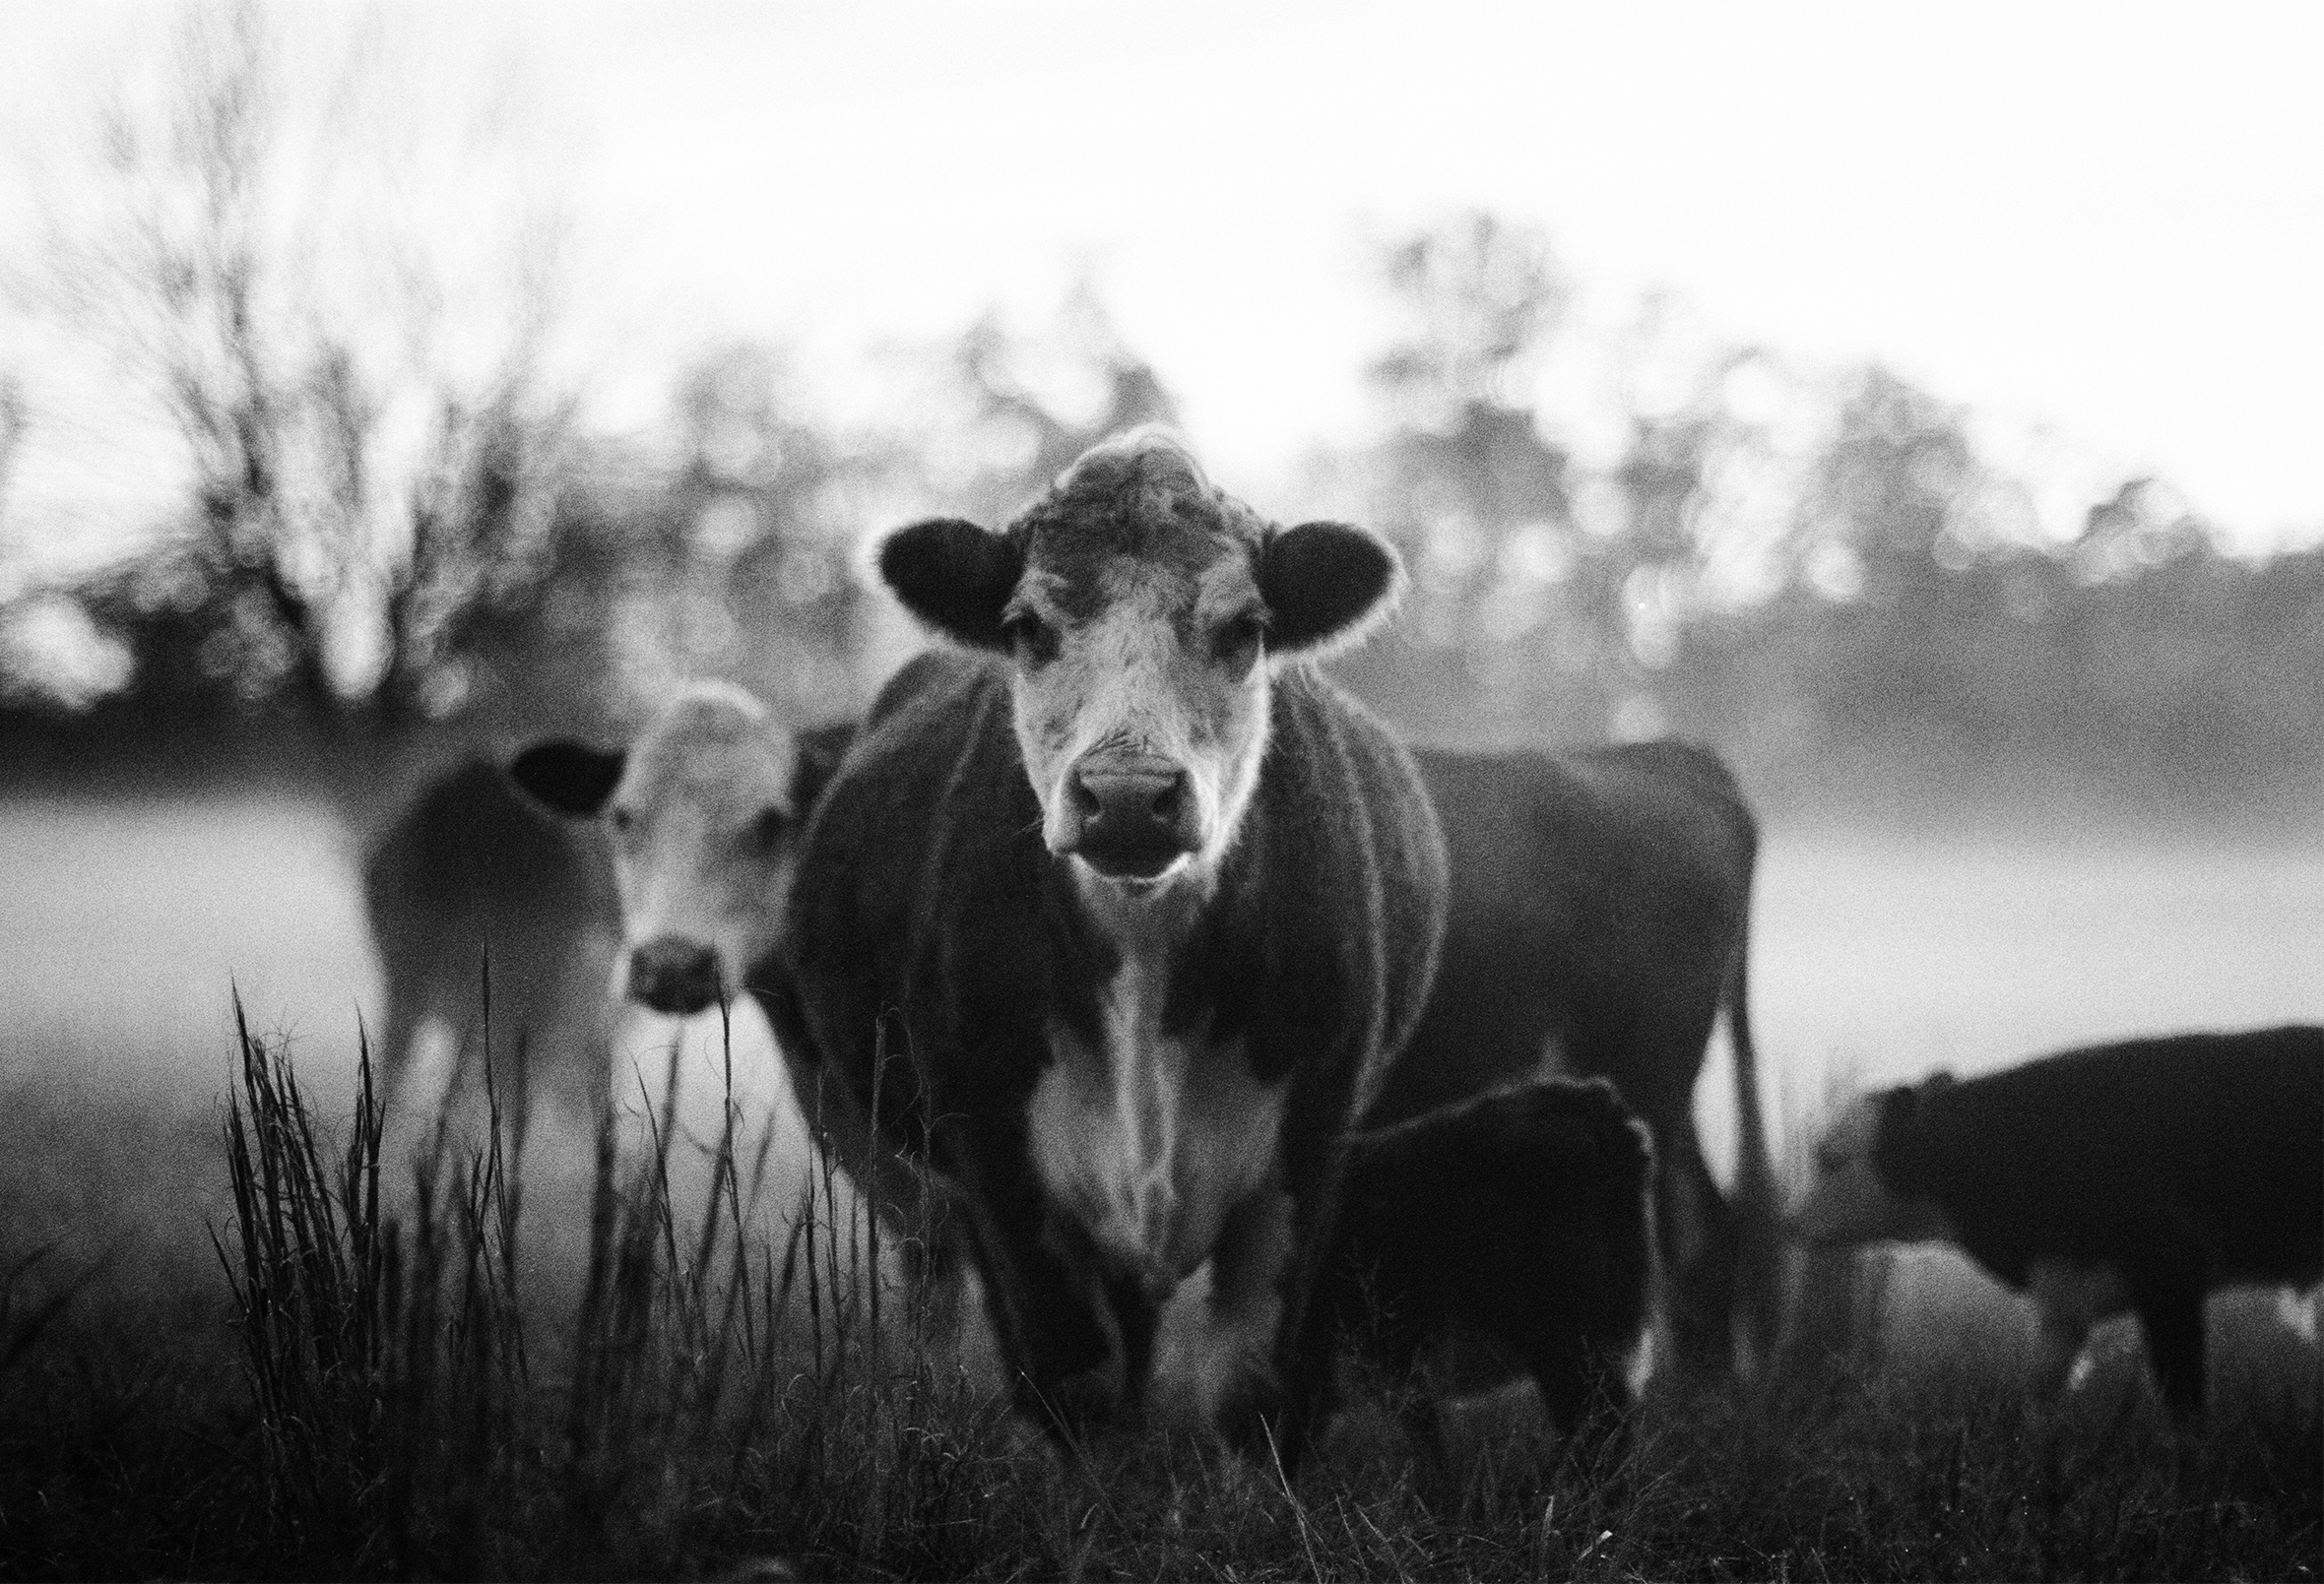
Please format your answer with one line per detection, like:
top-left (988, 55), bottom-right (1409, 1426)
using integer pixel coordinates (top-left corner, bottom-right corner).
top-left (0, 1015), bottom-right (2317, 1580)
top-left (6, 1), bottom-right (580, 724)
top-left (1328, 214), bottom-right (2324, 821)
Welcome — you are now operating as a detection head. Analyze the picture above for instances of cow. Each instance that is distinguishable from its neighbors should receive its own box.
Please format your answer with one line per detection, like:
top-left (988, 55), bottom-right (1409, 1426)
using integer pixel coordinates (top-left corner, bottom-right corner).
top-left (758, 429), bottom-right (1451, 1466)
top-left (363, 682), bottom-right (851, 1134)
top-left (1324, 1074), bottom-right (1656, 1485)
top-left (508, 680), bottom-right (853, 1025)
top-left (1362, 741), bottom-right (1779, 1381)
top-left (1791, 1025), bottom-right (2324, 1416)
top-left (361, 756), bottom-right (620, 1125)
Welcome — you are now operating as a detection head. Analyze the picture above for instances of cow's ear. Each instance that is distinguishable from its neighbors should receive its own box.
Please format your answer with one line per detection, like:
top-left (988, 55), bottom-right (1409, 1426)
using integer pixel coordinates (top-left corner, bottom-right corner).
top-left (879, 518), bottom-right (1023, 651)
top-left (1259, 522), bottom-right (1405, 659)
top-left (508, 740), bottom-right (626, 818)
top-left (791, 721), bottom-right (857, 817)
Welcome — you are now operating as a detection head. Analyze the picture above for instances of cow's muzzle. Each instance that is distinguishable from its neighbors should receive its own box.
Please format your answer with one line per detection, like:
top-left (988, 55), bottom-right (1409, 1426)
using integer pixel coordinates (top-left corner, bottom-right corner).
top-left (1062, 752), bottom-right (1199, 879)
top-left (627, 935), bottom-right (723, 1016)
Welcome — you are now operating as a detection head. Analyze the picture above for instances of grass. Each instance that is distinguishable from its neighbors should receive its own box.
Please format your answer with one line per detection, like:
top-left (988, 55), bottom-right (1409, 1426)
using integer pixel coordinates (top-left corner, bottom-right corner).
top-left (0, 1007), bottom-right (2317, 1581)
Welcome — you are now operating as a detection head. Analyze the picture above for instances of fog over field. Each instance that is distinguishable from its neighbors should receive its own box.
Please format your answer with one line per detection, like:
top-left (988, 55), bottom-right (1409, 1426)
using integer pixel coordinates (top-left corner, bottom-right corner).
top-left (3, 791), bottom-right (2318, 1435)
top-left (6, 792), bottom-right (2317, 1203)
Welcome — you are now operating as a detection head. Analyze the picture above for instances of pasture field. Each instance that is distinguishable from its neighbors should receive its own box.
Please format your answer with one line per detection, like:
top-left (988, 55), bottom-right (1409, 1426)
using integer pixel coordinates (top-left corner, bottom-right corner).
top-left (0, 793), bottom-right (2319, 1579)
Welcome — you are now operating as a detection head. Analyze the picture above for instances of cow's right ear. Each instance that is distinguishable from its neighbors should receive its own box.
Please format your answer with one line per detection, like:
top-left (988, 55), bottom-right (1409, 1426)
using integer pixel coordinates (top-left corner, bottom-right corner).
top-left (878, 518), bottom-right (1023, 651)
top-left (1259, 521), bottom-right (1405, 659)
top-left (508, 740), bottom-right (626, 818)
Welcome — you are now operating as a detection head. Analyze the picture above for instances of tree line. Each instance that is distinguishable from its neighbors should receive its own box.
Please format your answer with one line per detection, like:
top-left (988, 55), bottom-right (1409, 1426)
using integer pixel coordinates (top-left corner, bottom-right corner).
top-left (1, 10), bottom-right (2315, 823)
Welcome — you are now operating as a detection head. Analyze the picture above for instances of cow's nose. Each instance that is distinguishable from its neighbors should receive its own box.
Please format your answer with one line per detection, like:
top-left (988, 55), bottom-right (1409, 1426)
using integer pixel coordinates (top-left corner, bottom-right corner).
top-left (1067, 756), bottom-right (1196, 877)
top-left (627, 935), bottom-right (723, 1016)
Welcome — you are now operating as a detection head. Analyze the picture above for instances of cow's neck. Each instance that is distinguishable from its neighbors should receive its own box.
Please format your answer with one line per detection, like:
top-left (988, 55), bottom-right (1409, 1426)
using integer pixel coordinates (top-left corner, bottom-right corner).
top-left (1069, 859), bottom-right (1212, 964)
top-left (1026, 857), bottom-right (1281, 1297)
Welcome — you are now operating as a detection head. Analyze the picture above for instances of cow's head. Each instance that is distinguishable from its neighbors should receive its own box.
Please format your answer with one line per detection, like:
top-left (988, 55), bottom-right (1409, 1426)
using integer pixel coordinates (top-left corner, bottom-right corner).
top-left (510, 682), bottom-right (845, 1017)
top-left (879, 429), bottom-right (1403, 890)
top-left (1788, 1078), bottom-right (1955, 1246)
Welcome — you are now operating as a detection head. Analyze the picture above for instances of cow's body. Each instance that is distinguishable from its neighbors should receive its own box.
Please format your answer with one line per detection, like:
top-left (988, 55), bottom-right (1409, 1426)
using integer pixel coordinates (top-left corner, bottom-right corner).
top-left (1367, 740), bottom-right (1778, 1377)
top-left (362, 758), bottom-right (619, 1121)
top-left (762, 432), bottom-right (1449, 1463)
top-left (1794, 1026), bottom-right (2324, 1415)
top-left (1326, 1075), bottom-right (1656, 1472)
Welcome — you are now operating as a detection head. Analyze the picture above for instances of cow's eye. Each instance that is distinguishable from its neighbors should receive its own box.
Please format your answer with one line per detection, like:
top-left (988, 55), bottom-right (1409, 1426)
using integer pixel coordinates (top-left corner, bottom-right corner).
top-left (751, 806), bottom-right (788, 848)
top-left (1213, 610), bottom-right (1267, 665)
top-left (1001, 610), bottom-right (1060, 665)
top-left (611, 806), bottom-right (636, 834)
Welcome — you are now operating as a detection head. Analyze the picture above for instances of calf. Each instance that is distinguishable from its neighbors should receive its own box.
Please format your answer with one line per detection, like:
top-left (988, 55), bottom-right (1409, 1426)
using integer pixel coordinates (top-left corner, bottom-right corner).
top-left (1326, 1076), bottom-right (1656, 1475)
top-left (761, 430), bottom-right (1450, 1466)
top-left (1365, 742), bottom-right (1779, 1380)
top-left (362, 757), bottom-right (619, 1122)
top-left (1792, 1025), bottom-right (2324, 1415)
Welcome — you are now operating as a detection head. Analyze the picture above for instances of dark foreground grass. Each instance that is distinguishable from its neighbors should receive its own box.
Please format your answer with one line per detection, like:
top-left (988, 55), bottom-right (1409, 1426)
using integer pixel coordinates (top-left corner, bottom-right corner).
top-left (0, 1015), bottom-right (2317, 1582)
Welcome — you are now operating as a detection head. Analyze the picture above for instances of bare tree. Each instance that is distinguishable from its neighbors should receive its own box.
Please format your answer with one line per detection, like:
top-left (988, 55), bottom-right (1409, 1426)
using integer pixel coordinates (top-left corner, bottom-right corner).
top-left (10, 0), bottom-right (578, 721)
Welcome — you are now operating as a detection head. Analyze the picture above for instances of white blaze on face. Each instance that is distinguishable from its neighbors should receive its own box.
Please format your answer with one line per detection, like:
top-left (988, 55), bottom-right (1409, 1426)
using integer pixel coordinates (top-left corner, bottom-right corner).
top-left (1025, 886), bottom-right (1287, 1297)
top-left (1008, 556), bottom-right (1274, 885)
top-left (1791, 1093), bottom-right (1951, 1247)
top-left (604, 683), bottom-right (803, 997)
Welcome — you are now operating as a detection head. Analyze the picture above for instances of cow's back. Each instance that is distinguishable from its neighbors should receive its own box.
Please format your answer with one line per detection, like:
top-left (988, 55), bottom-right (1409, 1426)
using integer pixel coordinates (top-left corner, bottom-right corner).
top-left (1902, 1028), bottom-right (2324, 1288)
top-left (1372, 740), bottom-right (1754, 1128)
top-left (363, 757), bottom-right (613, 1028)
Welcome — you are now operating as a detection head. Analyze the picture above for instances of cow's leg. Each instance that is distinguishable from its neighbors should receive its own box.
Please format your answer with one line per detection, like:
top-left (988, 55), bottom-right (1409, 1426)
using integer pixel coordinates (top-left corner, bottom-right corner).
top-left (1099, 1262), bottom-right (1164, 1412)
top-left (2031, 1307), bottom-right (2093, 1396)
top-left (940, 1124), bottom-right (1130, 1438)
top-left (1396, 1386), bottom-right (1456, 1508)
top-left (373, 985), bottom-right (421, 1113)
top-left (2131, 1274), bottom-right (2208, 1419)
top-left (1199, 1187), bottom-right (1294, 1435)
top-left (1655, 1118), bottom-right (1737, 1379)
top-left (1529, 1330), bottom-right (1633, 1446)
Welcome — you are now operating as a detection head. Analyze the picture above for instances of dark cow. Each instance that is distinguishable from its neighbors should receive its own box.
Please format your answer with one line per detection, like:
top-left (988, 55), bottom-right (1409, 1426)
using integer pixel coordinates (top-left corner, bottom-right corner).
top-left (363, 756), bottom-right (619, 1121)
top-left (760, 430), bottom-right (1450, 1464)
top-left (1325, 1075), bottom-right (1656, 1479)
top-left (1364, 741), bottom-right (1779, 1379)
top-left (1793, 1025), bottom-right (2324, 1415)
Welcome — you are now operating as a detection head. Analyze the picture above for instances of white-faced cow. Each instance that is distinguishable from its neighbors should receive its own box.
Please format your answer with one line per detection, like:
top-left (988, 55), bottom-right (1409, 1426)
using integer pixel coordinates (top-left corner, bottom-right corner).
top-left (1792, 1025), bottom-right (2324, 1416)
top-left (1362, 741), bottom-right (1780, 1380)
top-left (363, 683), bottom-right (851, 1132)
top-left (508, 680), bottom-right (853, 1024)
top-left (758, 430), bottom-right (1450, 1464)
top-left (362, 757), bottom-right (620, 1124)
top-left (1324, 1074), bottom-right (1657, 1482)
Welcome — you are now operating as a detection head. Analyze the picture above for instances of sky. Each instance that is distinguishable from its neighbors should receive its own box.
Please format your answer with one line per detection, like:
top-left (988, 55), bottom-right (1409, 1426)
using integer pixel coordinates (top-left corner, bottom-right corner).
top-left (4, 0), bottom-right (2322, 563)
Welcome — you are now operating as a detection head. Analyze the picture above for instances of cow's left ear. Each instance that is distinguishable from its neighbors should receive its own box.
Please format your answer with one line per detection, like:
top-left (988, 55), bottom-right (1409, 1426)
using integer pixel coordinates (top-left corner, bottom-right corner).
top-left (790, 721), bottom-right (857, 818)
top-left (1259, 522), bottom-right (1405, 659)
top-left (508, 740), bottom-right (626, 818)
top-left (879, 518), bottom-right (1023, 651)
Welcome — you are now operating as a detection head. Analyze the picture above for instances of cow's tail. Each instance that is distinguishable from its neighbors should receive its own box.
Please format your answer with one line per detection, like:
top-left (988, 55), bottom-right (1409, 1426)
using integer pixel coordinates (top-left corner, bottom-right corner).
top-left (1723, 909), bottom-right (1783, 1376)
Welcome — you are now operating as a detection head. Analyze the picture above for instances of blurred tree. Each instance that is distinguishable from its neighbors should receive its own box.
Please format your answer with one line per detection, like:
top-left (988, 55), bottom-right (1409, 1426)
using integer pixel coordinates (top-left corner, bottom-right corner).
top-left (7, 0), bottom-right (579, 727)
top-left (0, 376), bottom-right (26, 540)
top-left (909, 280), bottom-right (1179, 524)
top-left (646, 343), bottom-right (873, 720)
top-left (1333, 214), bottom-right (1594, 740)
